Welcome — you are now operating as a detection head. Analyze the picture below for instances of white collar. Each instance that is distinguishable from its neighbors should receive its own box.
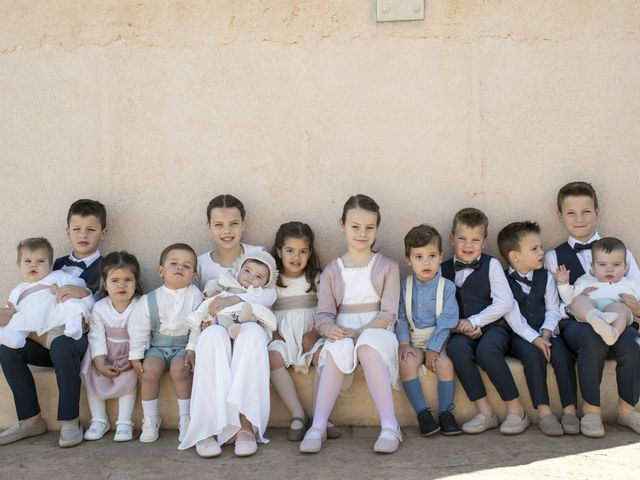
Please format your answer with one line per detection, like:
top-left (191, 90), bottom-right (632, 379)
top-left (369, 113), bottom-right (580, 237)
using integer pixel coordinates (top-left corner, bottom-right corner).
top-left (69, 250), bottom-right (101, 268)
top-left (567, 232), bottom-right (600, 248)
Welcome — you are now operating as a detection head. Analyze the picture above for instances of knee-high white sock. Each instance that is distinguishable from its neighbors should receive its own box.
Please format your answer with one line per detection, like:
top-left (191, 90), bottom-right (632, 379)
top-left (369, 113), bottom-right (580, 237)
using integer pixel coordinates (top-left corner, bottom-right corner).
top-left (358, 345), bottom-right (398, 432)
top-left (141, 399), bottom-right (159, 418)
top-left (87, 391), bottom-right (107, 422)
top-left (309, 354), bottom-right (344, 436)
top-left (0, 328), bottom-right (27, 349)
top-left (117, 390), bottom-right (137, 424)
top-left (271, 367), bottom-right (306, 425)
top-left (177, 398), bottom-right (190, 417)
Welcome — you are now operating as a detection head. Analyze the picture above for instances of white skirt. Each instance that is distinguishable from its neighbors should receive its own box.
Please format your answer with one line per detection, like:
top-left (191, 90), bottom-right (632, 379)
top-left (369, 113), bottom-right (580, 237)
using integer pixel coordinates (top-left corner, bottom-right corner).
top-left (267, 309), bottom-right (324, 374)
top-left (319, 311), bottom-right (399, 391)
top-left (178, 322), bottom-right (271, 450)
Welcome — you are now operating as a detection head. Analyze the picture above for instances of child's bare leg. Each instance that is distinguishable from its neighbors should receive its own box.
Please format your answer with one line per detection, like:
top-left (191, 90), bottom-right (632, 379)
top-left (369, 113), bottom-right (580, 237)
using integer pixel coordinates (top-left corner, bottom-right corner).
top-left (140, 356), bottom-right (165, 401)
top-left (570, 294), bottom-right (598, 321)
top-left (473, 397), bottom-right (495, 418)
top-left (170, 355), bottom-right (193, 399)
top-left (435, 350), bottom-right (455, 382)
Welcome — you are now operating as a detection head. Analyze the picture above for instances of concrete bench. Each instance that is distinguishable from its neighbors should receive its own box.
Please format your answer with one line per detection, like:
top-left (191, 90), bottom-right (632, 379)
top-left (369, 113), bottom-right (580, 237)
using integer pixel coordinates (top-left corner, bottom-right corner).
top-left (0, 358), bottom-right (627, 431)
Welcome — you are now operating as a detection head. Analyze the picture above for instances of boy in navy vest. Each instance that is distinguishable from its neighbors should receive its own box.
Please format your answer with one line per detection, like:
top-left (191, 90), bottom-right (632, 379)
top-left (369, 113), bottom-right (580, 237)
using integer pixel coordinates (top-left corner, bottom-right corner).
top-left (444, 208), bottom-right (529, 435)
top-left (498, 221), bottom-right (568, 436)
top-left (544, 181), bottom-right (640, 437)
top-left (0, 199), bottom-right (107, 448)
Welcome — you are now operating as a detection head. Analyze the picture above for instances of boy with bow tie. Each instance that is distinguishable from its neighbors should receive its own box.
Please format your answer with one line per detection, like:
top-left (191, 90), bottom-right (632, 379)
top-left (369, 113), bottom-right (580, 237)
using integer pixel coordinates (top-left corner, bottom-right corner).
top-left (443, 208), bottom-right (530, 435)
top-left (544, 181), bottom-right (640, 437)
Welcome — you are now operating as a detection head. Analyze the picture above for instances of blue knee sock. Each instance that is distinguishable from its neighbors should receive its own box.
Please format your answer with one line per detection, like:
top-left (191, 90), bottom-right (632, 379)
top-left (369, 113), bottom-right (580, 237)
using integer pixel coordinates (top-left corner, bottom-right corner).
top-left (438, 380), bottom-right (455, 413)
top-left (403, 378), bottom-right (428, 414)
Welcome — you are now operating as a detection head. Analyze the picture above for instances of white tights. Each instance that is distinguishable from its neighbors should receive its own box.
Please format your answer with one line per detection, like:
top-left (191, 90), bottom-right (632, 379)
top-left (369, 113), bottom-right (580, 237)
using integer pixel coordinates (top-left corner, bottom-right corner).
top-left (87, 390), bottom-right (137, 425)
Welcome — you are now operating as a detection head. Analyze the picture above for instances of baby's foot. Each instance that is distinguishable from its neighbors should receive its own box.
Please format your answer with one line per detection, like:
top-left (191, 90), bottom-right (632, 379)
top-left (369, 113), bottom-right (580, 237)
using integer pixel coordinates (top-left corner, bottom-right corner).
top-left (238, 303), bottom-right (256, 323)
top-left (0, 327), bottom-right (27, 349)
top-left (64, 317), bottom-right (83, 340)
top-left (585, 312), bottom-right (619, 346)
top-left (600, 312), bottom-right (619, 324)
top-left (228, 323), bottom-right (242, 339)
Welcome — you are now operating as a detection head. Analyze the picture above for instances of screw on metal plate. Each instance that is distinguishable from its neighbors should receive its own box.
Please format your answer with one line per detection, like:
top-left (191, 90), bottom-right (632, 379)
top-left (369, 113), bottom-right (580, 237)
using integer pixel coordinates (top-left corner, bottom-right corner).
top-left (376, 0), bottom-right (425, 22)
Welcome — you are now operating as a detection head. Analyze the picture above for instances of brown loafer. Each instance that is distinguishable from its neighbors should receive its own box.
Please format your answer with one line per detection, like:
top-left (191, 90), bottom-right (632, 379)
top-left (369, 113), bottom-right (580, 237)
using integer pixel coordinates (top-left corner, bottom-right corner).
top-left (287, 416), bottom-right (308, 442)
top-left (0, 418), bottom-right (47, 445)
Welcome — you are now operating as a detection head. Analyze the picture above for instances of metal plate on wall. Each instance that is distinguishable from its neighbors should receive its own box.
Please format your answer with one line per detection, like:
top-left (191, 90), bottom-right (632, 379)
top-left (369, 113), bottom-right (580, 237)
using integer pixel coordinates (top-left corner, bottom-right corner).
top-left (376, 0), bottom-right (424, 22)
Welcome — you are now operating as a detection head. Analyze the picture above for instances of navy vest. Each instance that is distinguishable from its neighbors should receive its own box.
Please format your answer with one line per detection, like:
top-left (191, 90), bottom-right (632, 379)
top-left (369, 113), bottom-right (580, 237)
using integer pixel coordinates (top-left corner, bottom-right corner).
top-left (441, 254), bottom-right (492, 318)
top-left (506, 268), bottom-right (547, 331)
top-left (53, 255), bottom-right (103, 295)
top-left (554, 242), bottom-right (585, 285)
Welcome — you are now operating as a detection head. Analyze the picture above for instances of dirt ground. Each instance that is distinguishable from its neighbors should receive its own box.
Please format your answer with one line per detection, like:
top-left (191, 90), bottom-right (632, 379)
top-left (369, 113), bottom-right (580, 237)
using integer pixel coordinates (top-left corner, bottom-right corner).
top-left (1, 425), bottom-right (639, 480)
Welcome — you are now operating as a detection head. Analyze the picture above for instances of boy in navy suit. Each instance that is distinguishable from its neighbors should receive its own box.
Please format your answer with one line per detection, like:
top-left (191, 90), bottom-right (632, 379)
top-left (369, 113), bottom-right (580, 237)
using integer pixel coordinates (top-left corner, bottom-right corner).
top-left (0, 199), bottom-right (107, 448)
top-left (444, 208), bottom-right (529, 434)
top-left (544, 181), bottom-right (640, 437)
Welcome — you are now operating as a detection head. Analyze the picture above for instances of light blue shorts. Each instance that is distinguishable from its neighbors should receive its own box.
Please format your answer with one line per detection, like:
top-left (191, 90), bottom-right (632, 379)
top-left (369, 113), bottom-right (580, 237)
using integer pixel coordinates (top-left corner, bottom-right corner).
top-left (594, 298), bottom-right (618, 311)
top-left (145, 345), bottom-right (187, 368)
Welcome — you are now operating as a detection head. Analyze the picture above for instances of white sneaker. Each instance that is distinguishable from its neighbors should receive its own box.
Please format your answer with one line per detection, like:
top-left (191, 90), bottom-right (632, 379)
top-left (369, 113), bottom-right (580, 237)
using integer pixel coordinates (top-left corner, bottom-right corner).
top-left (178, 415), bottom-right (190, 442)
top-left (113, 421), bottom-right (133, 442)
top-left (83, 420), bottom-right (110, 441)
top-left (139, 416), bottom-right (161, 443)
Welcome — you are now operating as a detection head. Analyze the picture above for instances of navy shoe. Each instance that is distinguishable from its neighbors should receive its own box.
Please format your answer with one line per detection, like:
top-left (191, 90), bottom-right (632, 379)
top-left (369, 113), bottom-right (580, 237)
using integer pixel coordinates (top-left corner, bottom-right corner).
top-left (417, 409), bottom-right (440, 437)
top-left (439, 410), bottom-right (462, 436)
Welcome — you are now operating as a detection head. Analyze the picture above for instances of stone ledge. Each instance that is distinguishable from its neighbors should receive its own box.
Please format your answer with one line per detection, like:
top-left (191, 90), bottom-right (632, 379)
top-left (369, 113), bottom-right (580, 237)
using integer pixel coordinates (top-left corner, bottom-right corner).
top-left (0, 358), bottom-right (629, 430)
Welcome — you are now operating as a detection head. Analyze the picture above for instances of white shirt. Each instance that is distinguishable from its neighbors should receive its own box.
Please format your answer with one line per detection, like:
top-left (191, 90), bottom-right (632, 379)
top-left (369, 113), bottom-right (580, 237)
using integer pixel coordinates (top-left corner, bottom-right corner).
top-left (8, 270), bottom-right (93, 310)
top-left (503, 267), bottom-right (563, 342)
top-left (88, 297), bottom-right (139, 358)
top-left (128, 284), bottom-right (203, 360)
top-left (558, 274), bottom-right (640, 305)
top-left (453, 256), bottom-right (513, 329)
top-left (196, 243), bottom-right (260, 290)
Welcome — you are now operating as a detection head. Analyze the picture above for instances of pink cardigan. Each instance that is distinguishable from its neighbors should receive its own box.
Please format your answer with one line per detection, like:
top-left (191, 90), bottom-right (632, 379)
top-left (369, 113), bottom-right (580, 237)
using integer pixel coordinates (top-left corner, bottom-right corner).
top-left (314, 253), bottom-right (400, 329)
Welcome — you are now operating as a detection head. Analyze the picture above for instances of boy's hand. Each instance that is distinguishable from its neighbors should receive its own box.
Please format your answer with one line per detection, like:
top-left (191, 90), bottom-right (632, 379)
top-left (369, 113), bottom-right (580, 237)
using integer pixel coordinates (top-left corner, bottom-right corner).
top-left (554, 265), bottom-right (570, 285)
top-left (94, 356), bottom-right (118, 378)
top-left (0, 302), bottom-right (17, 326)
top-left (425, 349), bottom-right (439, 372)
top-left (541, 328), bottom-right (552, 341)
top-left (455, 319), bottom-right (474, 334)
top-left (399, 343), bottom-right (417, 362)
top-left (532, 336), bottom-right (551, 362)
top-left (208, 296), bottom-right (241, 316)
top-left (301, 330), bottom-right (319, 353)
top-left (131, 359), bottom-right (144, 376)
top-left (619, 293), bottom-right (640, 317)
top-left (184, 350), bottom-right (196, 372)
top-left (466, 327), bottom-right (482, 339)
top-left (49, 284), bottom-right (59, 295)
top-left (56, 285), bottom-right (90, 303)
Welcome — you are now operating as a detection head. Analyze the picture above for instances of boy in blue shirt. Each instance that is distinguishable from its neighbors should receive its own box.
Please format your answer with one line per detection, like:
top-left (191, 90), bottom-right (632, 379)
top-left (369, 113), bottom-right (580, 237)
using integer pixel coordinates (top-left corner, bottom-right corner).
top-left (396, 225), bottom-right (461, 436)
top-left (444, 208), bottom-right (530, 434)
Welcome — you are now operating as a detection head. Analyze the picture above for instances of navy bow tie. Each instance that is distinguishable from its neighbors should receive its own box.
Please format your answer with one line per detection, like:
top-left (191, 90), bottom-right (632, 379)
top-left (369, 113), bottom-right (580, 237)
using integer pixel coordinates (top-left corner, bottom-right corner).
top-left (510, 271), bottom-right (533, 287)
top-left (454, 259), bottom-right (481, 272)
top-left (573, 241), bottom-right (596, 253)
top-left (63, 258), bottom-right (87, 269)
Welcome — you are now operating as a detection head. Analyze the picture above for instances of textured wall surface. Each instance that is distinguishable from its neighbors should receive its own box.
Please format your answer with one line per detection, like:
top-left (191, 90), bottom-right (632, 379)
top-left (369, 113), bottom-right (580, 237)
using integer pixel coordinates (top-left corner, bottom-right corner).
top-left (1, 1), bottom-right (639, 295)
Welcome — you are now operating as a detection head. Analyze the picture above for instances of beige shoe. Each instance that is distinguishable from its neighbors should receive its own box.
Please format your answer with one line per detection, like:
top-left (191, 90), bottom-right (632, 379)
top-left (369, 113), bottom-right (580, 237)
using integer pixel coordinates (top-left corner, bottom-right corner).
top-left (0, 418), bottom-right (47, 446)
top-left (617, 410), bottom-right (640, 434)
top-left (299, 427), bottom-right (326, 454)
top-left (462, 413), bottom-right (499, 434)
top-left (581, 413), bottom-right (605, 438)
top-left (59, 421), bottom-right (83, 448)
top-left (228, 323), bottom-right (242, 339)
top-left (373, 426), bottom-right (402, 454)
top-left (500, 414), bottom-right (529, 435)
top-left (538, 414), bottom-right (563, 436)
top-left (238, 303), bottom-right (254, 323)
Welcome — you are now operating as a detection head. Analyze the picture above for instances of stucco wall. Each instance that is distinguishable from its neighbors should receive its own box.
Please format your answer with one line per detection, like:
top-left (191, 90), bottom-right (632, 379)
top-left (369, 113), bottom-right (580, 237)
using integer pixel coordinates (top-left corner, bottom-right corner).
top-left (1, 1), bottom-right (639, 295)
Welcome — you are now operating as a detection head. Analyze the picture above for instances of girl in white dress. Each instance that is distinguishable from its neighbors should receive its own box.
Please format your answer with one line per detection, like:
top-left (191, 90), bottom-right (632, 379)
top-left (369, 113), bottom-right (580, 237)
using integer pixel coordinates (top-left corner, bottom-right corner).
top-left (179, 194), bottom-right (275, 458)
top-left (81, 251), bottom-right (143, 442)
top-left (300, 195), bottom-right (402, 454)
top-left (267, 222), bottom-right (324, 441)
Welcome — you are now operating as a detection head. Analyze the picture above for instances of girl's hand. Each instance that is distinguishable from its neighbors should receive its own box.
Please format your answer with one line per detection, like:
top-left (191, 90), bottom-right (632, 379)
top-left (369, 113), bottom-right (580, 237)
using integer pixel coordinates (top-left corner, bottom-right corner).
top-left (0, 302), bottom-right (16, 327)
top-left (94, 356), bottom-right (118, 378)
top-left (301, 330), bottom-right (319, 353)
top-left (342, 328), bottom-right (359, 340)
top-left (117, 361), bottom-right (133, 373)
top-left (321, 324), bottom-right (346, 341)
top-left (131, 359), bottom-right (144, 376)
top-left (425, 349), bottom-right (439, 373)
top-left (554, 265), bottom-right (570, 285)
top-left (208, 296), bottom-right (241, 317)
top-left (399, 343), bottom-right (417, 362)
top-left (184, 350), bottom-right (196, 373)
